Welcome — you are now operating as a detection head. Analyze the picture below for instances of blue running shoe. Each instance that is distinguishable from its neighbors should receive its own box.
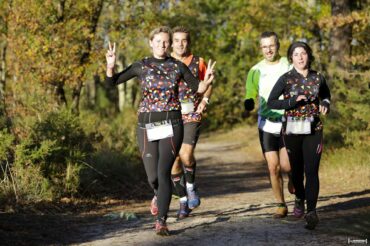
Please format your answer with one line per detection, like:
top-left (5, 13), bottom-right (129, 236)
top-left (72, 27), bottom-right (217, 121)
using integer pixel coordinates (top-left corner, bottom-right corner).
top-left (187, 186), bottom-right (200, 209)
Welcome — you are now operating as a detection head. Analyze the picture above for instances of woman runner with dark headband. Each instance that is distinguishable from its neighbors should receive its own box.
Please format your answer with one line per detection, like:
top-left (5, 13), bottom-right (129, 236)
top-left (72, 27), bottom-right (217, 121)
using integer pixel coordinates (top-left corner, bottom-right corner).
top-left (268, 41), bottom-right (330, 230)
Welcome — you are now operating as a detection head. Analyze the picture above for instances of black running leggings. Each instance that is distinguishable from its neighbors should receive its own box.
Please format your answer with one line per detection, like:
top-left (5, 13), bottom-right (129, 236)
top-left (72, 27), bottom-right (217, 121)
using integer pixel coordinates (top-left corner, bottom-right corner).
top-left (283, 130), bottom-right (323, 212)
top-left (137, 122), bottom-right (183, 220)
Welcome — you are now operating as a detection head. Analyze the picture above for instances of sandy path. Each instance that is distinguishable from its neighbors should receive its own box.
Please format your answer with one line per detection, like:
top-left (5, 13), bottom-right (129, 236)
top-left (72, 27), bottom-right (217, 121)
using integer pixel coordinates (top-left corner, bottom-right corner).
top-left (74, 127), bottom-right (370, 246)
top-left (1, 126), bottom-right (368, 246)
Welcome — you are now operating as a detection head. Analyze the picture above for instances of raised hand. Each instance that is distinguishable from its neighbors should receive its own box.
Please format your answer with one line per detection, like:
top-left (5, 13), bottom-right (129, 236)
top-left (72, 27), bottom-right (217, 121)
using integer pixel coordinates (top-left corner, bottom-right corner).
top-left (204, 59), bottom-right (216, 84)
top-left (106, 42), bottom-right (116, 69)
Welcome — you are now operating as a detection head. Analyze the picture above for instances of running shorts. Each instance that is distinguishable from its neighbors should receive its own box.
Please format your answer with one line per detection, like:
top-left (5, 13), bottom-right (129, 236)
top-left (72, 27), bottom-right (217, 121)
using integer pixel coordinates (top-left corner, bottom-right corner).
top-left (182, 122), bottom-right (201, 146)
top-left (258, 129), bottom-right (285, 153)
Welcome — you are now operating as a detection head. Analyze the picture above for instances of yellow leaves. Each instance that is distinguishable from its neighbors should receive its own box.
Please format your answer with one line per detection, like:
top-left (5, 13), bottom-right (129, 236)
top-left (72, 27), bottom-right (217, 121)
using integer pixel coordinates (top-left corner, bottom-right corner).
top-left (318, 11), bottom-right (369, 30)
top-left (7, 1), bottom-right (103, 77)
top-left (345, 54), bottom-right (370, 66)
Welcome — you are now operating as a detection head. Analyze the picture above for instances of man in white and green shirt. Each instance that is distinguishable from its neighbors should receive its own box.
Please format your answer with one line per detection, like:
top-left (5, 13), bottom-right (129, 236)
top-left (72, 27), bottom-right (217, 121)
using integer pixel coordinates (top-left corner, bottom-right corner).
top-left (244, 31), bottom-right (293, 218)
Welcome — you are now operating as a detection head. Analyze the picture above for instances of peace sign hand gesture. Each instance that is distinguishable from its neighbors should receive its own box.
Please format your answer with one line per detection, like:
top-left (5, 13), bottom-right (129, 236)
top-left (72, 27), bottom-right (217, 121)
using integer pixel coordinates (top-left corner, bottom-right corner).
top-left (106, 42), bottom-right (116, 69)
top-left (204, 59), bottom-right (216, 85)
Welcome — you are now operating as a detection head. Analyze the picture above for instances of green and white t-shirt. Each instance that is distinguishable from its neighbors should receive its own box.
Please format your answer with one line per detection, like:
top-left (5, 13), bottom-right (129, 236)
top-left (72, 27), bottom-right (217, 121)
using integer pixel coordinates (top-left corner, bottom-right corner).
top-left (245, 57), bottom-right (291, 134)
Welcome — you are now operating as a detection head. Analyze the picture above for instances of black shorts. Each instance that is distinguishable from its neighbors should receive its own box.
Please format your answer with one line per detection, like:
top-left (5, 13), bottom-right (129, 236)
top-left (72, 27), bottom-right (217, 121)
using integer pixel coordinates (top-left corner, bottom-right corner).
top-left (258, 129), bottom-right (285, 153)
top-left (182, 122), bottom-right (201, 146)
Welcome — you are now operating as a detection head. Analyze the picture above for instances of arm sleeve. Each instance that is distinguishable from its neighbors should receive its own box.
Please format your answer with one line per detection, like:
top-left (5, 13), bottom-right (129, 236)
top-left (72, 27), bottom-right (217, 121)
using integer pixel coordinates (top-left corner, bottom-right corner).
top-left (267, 75), bottom-right (298, 110)
top-left (179, 62), bottom-right (199, 92)
top-left (318, 74), bottom-right (331, 101)
top-left (105, 62), bottom-right (142, 86)
top-left (245, 68), bottom-right (260, 100)
top-left (198, 58), bottom-right (207, 81)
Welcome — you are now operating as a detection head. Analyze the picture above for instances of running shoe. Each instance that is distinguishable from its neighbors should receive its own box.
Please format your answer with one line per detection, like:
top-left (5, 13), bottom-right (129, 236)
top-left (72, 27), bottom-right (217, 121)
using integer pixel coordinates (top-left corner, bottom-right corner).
top-left (177, 201), bottom-right (191, 220)
top-left (155, 219), bottom-right (170, 236)
top-left (293, 198), bottom-right (305, 218)
top-left (304, 211), bottom-right (319, 230)
top-left (273, 204), bottom-right (288, 218)
top-left (187, 186), bottom-right (200, 209)
top-left (287, 174), bottom-right (295, 194)
top-left (150, 196), bottom-right (158, 216)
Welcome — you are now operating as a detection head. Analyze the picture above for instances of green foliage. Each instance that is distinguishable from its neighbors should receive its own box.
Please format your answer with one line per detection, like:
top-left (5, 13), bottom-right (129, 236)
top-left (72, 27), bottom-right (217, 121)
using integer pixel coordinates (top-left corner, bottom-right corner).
top-left (0, 130), bottom-right (14, 162)
top-left (0, 131), bottom-right (54, 204)
top-left (323, 144), bottom-right (370, 169)
top-left (71, 108), bottom-right (144, 197)
top-left (0, 162), bottom-right (54, 204)
top-left (0, 0), bottom-right (368, 207)
top-left (321, 143), bottom-right (370, 192)
top-left (318, 2), bottom-right (370, 147)
top-left (15, 109), bottom-right (94, 197)
top-left (80, 150), bottom-right (145, 198)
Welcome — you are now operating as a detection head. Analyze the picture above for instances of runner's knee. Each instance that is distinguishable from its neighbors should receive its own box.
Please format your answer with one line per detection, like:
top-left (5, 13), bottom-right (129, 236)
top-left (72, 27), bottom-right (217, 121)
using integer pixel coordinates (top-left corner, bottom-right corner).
top-left (265, 152), bottom-right (280, 175)
top-left (267, 160), bottom-right (280, 176)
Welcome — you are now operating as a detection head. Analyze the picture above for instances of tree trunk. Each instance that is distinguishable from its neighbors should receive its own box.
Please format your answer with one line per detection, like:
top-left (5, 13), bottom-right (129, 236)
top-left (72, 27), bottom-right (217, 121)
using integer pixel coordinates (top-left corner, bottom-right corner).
top-left (85, 73), bottom-right (99, 109)
top-left (117, 69), bottom-right (137, 111)
top-left (116, 55), bottom-right (138, 112)
top-left (329, 0), bottom-right (352, 68)
top-left (71, 81), bottom-right (83, 114)
top-left (71, 0), bottom-right (104, 114)
top-left (54, 82), bottom-right (67, 107)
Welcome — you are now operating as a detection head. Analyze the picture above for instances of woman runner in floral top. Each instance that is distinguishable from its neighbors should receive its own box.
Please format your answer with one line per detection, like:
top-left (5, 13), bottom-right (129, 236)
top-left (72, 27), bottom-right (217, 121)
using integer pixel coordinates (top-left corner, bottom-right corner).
top-left (105, 26), bottom-right (216, 236)
top-left (268, 41), bottom-right (330, 230)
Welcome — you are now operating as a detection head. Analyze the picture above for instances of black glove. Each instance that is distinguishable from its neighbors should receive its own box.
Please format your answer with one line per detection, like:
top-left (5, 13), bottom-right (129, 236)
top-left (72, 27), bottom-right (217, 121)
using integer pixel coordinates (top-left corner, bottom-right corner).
top-left (242, 99), bottom-right (254, 119)
top-left (244, 99), bottom-right (254, 111)
top-left (320, 100), bottom-right (330, 113)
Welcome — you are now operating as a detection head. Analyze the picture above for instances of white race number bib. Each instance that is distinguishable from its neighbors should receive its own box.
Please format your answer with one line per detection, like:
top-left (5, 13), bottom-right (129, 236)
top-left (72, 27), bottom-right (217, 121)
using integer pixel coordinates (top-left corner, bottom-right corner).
top-left (286, 117), bottom-right (312, 135)
top-left (146, 120), bottom-right (174, 141)
top-left (181, 102), bottom-right (194, 114)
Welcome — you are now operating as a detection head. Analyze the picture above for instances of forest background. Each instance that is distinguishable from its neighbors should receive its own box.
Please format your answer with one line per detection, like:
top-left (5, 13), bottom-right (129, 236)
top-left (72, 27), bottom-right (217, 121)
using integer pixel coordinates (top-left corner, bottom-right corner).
top-left (0, 0), bottom-right (368, 208)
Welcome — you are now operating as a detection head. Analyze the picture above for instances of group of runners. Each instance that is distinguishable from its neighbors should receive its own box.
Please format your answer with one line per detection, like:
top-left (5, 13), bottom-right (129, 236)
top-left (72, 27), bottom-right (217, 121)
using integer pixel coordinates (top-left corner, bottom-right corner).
top-left (105, 26), bottom-right (331, 236)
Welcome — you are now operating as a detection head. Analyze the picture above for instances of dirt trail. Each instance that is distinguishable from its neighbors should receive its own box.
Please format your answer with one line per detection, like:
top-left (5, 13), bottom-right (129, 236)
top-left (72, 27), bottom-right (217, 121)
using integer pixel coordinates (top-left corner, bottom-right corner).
top-left (1, 126), bottom-right (369, 245)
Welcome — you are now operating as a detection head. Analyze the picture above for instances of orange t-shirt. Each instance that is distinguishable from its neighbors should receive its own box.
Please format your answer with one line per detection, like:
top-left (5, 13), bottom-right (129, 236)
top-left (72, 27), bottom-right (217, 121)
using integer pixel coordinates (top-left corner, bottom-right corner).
top-left (178, 54), bottom-right (208, 123)
top-left (182, 54), bottom-right (207, 80)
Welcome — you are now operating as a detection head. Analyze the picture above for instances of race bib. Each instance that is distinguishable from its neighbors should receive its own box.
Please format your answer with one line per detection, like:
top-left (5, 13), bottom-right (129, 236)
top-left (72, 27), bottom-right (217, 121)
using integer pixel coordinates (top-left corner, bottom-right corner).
top-left (258, 117), bottom-right (282, 134)
top-left (145, 120), bottom-right (174, 141)
top-left (181, 102), bottom-right (194, 114)
top-left (286, 117), bottom-right (312, 135)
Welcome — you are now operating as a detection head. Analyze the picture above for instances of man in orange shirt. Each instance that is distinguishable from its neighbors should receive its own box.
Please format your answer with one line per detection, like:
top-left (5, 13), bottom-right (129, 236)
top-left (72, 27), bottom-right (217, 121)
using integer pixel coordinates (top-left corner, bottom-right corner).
top-left (170, 26), bottom-right (212, 219)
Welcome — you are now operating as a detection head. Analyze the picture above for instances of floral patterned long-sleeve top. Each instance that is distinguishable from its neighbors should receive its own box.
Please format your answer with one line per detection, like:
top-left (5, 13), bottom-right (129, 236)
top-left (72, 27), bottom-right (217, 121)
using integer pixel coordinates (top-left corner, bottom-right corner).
top-left (267, 68), bottom-right (331, 131)
top-left (106, 57), bottom-right (200, 113)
